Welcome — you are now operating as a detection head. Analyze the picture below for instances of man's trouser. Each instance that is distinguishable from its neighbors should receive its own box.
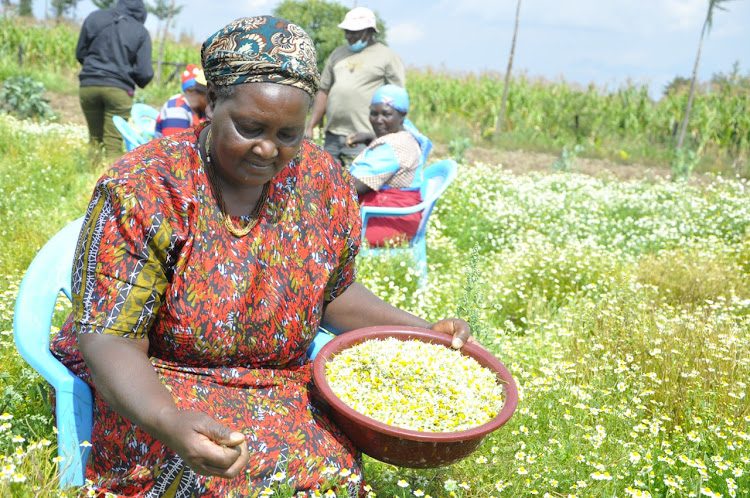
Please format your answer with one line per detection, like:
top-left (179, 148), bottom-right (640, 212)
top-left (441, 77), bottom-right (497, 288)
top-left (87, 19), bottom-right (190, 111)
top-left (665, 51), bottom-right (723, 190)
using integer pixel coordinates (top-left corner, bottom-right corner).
top-left (324, 132), bottom-right (366, 168)
top-left (79, 86), bottom-right (133, 163)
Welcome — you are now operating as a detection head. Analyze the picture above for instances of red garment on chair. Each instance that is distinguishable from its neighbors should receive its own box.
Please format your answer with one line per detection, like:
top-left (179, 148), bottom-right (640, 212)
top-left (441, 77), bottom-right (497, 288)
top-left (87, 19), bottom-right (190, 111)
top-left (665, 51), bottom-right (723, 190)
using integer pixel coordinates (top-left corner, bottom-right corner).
top-left (359, 189), bottom-right (422, 247)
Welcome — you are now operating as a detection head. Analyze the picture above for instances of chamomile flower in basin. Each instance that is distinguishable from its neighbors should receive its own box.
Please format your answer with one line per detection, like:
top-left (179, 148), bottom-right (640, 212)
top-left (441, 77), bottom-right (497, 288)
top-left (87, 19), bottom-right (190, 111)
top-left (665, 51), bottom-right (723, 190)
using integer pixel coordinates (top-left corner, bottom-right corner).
top-left (312, 326), bottom-right (518, 468)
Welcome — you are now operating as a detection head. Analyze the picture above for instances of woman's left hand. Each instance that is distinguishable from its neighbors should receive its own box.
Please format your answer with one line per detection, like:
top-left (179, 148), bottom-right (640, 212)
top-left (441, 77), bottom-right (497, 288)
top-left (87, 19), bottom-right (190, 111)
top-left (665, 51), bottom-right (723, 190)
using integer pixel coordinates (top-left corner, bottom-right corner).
top-left (430, 318), bottom-right (473, 349)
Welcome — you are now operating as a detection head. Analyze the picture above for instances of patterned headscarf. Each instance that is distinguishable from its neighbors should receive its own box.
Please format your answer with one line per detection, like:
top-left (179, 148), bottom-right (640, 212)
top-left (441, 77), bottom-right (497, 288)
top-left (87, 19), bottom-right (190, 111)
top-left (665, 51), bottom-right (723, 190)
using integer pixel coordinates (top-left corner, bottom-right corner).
top-left (371, 84), bottom-right (409, 113)
top-left (201, 16), bottom-right (320, 98)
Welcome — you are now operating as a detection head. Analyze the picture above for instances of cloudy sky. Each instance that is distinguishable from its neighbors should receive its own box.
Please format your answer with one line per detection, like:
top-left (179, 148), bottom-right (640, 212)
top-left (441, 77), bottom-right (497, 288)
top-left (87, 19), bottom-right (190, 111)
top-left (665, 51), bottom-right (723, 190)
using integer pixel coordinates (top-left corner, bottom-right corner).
top-left (48, 0), bottom-right (750, 98)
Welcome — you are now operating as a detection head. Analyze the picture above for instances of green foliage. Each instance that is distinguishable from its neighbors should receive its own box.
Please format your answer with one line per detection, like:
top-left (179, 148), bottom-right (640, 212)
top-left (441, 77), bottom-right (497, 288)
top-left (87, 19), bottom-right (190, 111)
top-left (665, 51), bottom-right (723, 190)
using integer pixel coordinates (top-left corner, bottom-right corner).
top-left (448, 137), bottom-right (471, 163)
top-left (1, 113), bottom-right (750, 495)
top-left (636, 244), bottom-right (750, 307)
top-left (670, 146), bottom-right (699, 181)
top-left (91, 0), bottom-right (117, 8)
top-left (456, 245), bottom-right (489, 344)
top-left (147, 0), bottom-right (184, 22)
top-left (0, 114), bottom-right (95, 275)
top-left (662, 75), bottom-right (692, 97)
top-left (1, 13), bottom-right (749, 498)
top-left (273, 0), bottom-right (350, 73)
top-left (674, 0), bottom-right (733, 151)
top-left (17, 0), bottom-right (33, 16)
top-left (0, 17), bottom-right (79, 72)
top-left (712, 60), bottom-right (750, 91)
top-left (0, 76), bottom-right (56, 120)
top-left (1, 16), bottom-right (748, 175)
top-left (50, 0), bottom-right (77, 21)
top-left (0, 16), bottom-right (200, 104)
top-left (406, 68), bottom-right (750, 175)
top-left (551, 143), bottom-right (584, 172)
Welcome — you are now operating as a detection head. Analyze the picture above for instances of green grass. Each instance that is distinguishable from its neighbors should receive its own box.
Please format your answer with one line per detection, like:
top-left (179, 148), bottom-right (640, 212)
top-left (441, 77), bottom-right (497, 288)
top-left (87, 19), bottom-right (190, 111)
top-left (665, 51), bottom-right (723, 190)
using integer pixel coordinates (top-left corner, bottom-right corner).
top-left (352, 167), bottom-right (750, 497)
top-left (1, 114), bottom-right (749, 497)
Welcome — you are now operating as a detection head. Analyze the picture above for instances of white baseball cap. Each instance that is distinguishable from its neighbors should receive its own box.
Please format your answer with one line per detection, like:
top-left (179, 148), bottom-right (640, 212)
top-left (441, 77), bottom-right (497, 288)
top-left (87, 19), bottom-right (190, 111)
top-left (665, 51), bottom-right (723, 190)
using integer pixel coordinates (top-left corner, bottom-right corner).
top-left (338, 7), bottom-right (379, 33)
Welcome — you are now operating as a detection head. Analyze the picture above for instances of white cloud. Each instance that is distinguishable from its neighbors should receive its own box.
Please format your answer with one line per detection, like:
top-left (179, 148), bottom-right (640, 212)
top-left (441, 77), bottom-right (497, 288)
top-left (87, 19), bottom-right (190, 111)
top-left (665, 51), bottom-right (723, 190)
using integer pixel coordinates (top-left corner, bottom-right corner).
top-left (244, 0), bottom-right (279, 11)
top-left (659, 0), bottom-right (706, 31)
top-left (388, 22), bottom-right (425, 45)
top-left (436, 0), bottom-right (505, 21)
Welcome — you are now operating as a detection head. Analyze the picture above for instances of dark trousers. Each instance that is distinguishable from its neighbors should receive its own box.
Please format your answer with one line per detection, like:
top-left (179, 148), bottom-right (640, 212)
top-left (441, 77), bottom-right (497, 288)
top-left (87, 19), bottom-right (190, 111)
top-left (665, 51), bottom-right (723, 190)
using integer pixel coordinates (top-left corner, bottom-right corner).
top-left (324, 132), bottom-right (366, 168)
top-left (79, 86), bottom-right (133, 163)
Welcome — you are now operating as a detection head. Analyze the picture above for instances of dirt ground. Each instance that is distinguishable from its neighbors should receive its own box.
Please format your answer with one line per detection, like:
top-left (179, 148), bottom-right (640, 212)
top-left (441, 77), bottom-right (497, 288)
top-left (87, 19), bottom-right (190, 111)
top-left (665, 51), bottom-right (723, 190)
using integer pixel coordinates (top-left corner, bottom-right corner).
top-left (431, 142), bottom-right (678, 182)
top-left (48, 90), bottom-right (681, 183)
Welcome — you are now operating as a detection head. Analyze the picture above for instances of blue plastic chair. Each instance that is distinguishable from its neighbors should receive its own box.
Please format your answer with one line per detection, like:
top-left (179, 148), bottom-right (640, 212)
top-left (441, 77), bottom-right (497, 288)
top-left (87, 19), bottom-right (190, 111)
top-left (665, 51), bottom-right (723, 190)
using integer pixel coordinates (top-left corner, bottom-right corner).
top-left (131, 103), bottom-right (159, 141)
top-left (360, 158), bottom-right (458, 288)
top-left (13, 217), bottom-right (335, 488)
top-left (112, 115), bottom-right (147, 152)
top-left (13, 217), bottom-right (91, 488)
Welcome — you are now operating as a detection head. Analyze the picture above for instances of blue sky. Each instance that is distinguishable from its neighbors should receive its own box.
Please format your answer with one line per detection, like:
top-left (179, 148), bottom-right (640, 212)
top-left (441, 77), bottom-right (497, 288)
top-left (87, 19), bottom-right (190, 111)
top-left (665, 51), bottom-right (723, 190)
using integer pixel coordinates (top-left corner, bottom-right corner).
top-left (44, 0), bottom-right (750, 99)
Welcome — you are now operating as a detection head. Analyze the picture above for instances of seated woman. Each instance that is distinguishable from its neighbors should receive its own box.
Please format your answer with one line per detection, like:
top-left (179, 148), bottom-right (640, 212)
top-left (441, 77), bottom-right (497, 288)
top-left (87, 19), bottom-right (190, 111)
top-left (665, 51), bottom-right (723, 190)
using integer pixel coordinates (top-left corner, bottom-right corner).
top-left (50, 16), bottom-right (471, 497)
top-left (154, 63), bottom-right (209, 137)
top-left (347, 84), bottom-right (432, 247)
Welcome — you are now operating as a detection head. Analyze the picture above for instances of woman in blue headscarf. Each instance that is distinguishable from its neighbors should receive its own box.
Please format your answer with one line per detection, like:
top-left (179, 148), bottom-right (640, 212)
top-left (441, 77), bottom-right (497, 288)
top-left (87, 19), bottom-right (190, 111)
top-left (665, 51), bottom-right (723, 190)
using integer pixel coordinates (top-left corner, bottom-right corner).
top-left (346, 84), bottom-right (433, 247)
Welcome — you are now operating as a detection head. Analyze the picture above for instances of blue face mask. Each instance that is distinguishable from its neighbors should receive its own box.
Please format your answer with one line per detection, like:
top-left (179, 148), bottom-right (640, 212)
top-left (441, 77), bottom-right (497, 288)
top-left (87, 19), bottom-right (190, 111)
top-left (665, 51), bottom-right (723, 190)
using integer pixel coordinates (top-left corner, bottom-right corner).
top-left (349, 39), bottom-right (368, 53)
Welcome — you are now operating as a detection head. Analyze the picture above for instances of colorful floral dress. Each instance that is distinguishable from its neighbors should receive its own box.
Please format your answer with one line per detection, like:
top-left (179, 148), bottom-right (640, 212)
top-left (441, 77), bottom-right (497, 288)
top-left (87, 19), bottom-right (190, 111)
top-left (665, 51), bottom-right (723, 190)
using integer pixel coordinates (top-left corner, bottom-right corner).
top-left (50, 124), bottom-right (364, 497)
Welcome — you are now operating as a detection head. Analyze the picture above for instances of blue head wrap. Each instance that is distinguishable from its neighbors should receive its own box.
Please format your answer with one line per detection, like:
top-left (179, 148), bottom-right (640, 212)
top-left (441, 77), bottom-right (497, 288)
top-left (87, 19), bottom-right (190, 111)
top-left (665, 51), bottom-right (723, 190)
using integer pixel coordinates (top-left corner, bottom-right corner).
top-left (370, 84), bottom-right (432, 166)
top-left (371, 84), bottom-right (409, 113)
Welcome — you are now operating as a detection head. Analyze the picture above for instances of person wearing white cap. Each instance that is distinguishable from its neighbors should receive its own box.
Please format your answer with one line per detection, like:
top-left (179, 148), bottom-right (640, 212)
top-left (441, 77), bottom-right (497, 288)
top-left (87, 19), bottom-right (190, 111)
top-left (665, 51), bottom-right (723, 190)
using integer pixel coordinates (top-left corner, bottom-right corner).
top-left (305, 6), bottom-right (405, 167)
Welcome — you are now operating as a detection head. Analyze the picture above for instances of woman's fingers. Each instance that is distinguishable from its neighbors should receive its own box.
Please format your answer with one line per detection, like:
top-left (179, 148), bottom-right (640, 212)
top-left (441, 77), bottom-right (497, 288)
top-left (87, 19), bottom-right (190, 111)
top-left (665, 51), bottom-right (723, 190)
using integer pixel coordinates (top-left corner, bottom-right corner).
top-left (431, 318), bottom-right (472, 349)
top-left (166, 411), bottom-right (249, 478)
top-left (196, 422), bottom-right (249, 476)
top-left (202, 440), bottom-right (249, 478)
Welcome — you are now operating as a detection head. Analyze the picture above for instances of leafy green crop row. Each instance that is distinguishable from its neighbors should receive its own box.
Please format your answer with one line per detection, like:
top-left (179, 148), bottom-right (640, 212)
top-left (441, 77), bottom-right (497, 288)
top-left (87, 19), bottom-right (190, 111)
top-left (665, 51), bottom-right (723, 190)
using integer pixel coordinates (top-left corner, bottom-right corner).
top-left (0, 17), bottom-right (199, 87)
top-left (407, 70), bottom-right (749, 172)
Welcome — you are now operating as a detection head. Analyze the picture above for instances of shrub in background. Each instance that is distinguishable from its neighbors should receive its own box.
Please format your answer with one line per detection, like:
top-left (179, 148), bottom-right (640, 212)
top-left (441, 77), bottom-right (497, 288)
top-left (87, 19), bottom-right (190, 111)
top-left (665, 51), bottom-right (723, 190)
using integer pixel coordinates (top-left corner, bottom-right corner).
top-left (1, 76), bottom-right (56, 120)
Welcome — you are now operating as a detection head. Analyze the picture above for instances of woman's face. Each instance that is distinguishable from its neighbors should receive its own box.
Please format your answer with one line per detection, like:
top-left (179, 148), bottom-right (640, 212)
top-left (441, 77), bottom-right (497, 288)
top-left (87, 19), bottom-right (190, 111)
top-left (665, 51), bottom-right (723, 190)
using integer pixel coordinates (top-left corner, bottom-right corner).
top-left (369, 103), bottom-right (405, 137)
top-left (206, 82), bottom-right (310, 187)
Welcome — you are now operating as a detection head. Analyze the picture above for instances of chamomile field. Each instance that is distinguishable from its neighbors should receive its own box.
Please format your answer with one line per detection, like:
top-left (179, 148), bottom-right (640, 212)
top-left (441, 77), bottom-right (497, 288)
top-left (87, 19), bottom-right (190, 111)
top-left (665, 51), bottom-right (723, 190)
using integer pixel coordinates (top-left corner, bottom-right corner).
top-left (0, 111), bottom-right (748, 497)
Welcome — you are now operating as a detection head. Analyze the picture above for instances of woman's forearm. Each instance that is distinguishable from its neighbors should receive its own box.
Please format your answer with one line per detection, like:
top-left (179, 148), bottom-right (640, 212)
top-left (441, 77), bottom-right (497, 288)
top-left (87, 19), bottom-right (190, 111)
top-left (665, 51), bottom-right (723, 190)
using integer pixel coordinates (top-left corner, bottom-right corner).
top-left (322, 282), bottom-right (431, 333)
top-left (305, 89), bottom-right (328, 135)
top-left (78, 334), bottom-right (178, 440)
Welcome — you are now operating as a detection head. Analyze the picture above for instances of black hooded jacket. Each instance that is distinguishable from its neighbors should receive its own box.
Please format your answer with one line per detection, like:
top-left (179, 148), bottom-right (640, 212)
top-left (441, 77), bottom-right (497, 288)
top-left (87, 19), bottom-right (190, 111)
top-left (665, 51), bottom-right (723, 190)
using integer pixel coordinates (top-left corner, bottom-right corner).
top-left (76, 0), bottom-right (154, 92)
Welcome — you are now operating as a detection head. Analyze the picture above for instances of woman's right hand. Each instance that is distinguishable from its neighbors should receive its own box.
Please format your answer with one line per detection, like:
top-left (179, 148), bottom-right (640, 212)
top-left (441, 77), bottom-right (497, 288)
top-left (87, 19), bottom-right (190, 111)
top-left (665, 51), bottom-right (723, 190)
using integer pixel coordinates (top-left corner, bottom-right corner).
top-left (79, 334), bottom-right (248, 478)
top-left (158, 409), bottom-right (249, 478)
top-left (345, 131), bottom-right (375, 147)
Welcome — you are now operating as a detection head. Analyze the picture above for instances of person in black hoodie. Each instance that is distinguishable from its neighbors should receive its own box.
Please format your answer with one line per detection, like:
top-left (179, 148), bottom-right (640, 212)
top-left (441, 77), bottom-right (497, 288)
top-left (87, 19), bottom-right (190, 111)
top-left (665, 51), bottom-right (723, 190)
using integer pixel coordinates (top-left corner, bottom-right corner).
top-left (76, 0), bottom-right (154, 163)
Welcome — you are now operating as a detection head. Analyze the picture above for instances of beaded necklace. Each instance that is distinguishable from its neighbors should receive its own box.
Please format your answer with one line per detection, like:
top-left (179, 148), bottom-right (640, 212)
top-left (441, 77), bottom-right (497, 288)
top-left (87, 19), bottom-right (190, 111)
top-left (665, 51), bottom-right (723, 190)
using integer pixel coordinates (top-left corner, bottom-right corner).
top-left (204, 128), bottom-right (270, 237)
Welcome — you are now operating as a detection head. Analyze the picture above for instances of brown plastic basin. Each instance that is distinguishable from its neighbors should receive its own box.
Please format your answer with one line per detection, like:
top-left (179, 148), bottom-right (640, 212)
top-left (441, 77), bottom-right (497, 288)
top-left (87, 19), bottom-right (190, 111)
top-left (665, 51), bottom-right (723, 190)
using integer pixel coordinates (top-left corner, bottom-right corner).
top-left (312, 325), bottom-right (518, 468)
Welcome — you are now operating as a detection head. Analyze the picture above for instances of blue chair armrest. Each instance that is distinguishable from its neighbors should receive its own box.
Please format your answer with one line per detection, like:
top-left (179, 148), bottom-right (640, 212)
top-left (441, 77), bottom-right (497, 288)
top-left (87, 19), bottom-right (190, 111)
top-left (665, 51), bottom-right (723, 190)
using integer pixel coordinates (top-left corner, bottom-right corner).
top-left (307, 329), bottom-right (336, 360)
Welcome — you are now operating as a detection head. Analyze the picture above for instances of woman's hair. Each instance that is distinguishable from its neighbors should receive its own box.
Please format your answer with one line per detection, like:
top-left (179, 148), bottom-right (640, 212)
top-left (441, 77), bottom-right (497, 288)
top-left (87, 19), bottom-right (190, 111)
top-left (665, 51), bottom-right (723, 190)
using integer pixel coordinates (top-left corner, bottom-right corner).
top-left (212, 84), bottom-right (236, 101)
top-left (201, 15), bottom-right (320, 99)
